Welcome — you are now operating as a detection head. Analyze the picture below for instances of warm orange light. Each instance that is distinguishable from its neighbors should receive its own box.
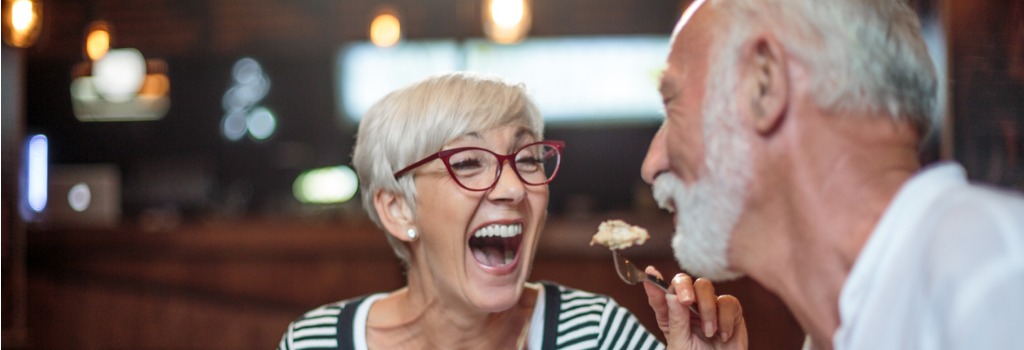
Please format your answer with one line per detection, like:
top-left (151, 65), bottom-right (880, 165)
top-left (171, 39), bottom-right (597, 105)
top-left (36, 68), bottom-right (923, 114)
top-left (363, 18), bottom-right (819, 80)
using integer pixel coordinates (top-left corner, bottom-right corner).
top-left (370, 11), bottom-right (401, 48)
top-left (483, 0), bottom-right (531, 44)
top-left (2, 0), bottom-right (43, 48)
top-left (85, 22), bottom-right (112, 60)
top-left (137, 73), bottom-right (170, 98)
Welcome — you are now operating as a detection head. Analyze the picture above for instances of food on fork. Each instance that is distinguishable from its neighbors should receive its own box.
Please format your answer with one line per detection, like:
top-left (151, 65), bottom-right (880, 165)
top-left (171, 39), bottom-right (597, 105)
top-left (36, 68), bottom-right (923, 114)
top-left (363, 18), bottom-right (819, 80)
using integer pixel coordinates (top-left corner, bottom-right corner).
top-left (590, 220), bottom-right (650, 250)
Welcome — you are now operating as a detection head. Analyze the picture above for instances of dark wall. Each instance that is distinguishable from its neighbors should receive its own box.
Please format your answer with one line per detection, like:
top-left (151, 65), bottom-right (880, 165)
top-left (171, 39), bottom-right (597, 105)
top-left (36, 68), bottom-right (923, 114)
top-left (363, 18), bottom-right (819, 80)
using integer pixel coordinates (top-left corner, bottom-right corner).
top-left (23, 0), bottom-right (683, 221)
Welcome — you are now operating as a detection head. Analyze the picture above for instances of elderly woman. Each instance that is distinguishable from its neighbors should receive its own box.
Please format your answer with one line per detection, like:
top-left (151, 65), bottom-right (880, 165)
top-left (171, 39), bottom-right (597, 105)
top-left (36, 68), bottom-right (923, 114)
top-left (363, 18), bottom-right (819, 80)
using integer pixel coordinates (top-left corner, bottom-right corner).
top-left (278, 72), bottom-right (745, 349)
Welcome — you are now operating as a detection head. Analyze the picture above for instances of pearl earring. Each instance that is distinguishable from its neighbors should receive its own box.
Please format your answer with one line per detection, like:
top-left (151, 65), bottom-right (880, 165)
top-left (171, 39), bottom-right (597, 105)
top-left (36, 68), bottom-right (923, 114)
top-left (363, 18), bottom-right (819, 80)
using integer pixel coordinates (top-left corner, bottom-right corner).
top-left (407, 228), bottom-right (418, 241)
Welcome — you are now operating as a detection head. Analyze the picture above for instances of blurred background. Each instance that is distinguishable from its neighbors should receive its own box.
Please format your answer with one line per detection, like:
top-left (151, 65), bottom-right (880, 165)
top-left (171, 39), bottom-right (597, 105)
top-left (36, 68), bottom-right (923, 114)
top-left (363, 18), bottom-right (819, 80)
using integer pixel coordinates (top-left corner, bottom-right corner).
top-left (2, 0), bottom-right (1021, 348)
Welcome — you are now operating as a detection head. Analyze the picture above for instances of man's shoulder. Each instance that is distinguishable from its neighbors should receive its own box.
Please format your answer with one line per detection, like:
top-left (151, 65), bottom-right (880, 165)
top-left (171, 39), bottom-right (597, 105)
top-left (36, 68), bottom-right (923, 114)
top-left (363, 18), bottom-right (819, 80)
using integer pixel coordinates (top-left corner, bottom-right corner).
top-left (918, 182), bottom-right (1024, 282)
top-left (931, 182), bottom-right (1024, 232)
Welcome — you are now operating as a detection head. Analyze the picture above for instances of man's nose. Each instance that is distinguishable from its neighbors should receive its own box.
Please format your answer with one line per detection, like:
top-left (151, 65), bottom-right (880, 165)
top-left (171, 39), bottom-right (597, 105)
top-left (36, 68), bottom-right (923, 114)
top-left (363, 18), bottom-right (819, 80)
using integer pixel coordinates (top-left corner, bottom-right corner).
top-left (641, 125), bottom-right (669, 184)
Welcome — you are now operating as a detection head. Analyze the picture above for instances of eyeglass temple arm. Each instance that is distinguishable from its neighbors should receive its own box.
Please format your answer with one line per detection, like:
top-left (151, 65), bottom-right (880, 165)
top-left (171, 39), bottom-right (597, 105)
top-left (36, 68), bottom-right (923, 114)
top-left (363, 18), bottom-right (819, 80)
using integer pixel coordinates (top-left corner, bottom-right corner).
top-left (393, 153), bottom-right (440, 179)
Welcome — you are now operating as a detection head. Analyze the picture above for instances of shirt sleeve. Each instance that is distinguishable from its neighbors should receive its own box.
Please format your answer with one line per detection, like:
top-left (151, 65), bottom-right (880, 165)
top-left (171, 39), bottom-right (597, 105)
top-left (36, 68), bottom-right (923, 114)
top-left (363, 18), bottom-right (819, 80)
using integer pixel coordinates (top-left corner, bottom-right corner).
top-left (276, 304), bottom-right (345, 350)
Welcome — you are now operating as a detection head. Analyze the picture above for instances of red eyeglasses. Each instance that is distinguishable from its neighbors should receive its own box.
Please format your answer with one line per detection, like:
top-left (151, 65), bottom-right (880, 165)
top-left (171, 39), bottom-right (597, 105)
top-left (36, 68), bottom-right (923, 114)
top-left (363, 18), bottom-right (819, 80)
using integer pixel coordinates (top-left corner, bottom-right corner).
top-left (393, 140), bottom-right (565, 191)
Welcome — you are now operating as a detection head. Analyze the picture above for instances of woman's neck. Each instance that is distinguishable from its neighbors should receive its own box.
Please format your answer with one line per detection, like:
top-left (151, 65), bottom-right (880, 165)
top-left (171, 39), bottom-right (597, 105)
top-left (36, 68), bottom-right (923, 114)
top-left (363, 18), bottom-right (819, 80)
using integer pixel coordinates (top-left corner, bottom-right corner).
top-left (365, 283), bottom-right (539, 350)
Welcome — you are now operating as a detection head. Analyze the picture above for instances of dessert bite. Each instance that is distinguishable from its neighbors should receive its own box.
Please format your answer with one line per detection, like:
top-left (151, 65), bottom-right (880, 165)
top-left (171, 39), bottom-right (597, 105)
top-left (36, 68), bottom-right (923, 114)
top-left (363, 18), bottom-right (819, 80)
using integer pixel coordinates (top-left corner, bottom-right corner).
top-left (590, 219), bottom-right (650, 250)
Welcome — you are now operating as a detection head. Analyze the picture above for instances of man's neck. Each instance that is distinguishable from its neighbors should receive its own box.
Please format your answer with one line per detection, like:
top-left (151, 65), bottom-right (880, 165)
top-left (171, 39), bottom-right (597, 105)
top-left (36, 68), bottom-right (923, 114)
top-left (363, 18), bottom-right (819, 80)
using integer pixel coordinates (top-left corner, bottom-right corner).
top-left (740, 112), bottom-right (921, 349)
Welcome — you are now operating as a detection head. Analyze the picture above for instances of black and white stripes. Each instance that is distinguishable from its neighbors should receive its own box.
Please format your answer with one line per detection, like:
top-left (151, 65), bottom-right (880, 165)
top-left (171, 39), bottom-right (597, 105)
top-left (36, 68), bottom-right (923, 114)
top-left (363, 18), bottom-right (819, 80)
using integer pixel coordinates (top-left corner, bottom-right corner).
top-left (553, 286), bottom-right (664, 350)
top-left (277, 282), bottom-right (664, 349)
top-left (279, 302), bottom-right (344, 350)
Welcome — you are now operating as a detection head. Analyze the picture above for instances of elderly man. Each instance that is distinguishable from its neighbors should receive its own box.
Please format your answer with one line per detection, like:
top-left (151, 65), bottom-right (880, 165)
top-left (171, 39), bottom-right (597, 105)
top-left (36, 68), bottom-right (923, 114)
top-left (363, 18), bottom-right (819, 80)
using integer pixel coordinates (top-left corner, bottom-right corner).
top-left (640, 0), bottom-right (1024, 349)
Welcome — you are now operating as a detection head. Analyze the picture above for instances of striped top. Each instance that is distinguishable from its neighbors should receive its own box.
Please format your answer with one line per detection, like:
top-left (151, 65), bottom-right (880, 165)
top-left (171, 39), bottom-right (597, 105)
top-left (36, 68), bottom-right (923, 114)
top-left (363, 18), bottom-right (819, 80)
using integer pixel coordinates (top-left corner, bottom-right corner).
top-left (278, 282), bottom-right (665, 350)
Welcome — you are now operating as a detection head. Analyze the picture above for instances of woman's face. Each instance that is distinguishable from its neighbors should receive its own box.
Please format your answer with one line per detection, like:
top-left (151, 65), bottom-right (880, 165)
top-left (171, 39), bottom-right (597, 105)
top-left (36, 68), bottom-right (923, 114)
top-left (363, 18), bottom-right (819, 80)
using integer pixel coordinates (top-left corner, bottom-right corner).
top-left (411, 124), bottom-right (548, 313)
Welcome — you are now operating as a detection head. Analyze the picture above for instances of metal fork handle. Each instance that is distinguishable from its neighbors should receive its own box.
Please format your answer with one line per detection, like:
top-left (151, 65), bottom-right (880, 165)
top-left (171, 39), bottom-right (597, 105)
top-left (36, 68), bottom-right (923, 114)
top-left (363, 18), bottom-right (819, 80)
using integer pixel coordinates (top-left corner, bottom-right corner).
top-left (646, 273), bottom-right (670, 292)
top-left (647, 273), bottom-right (700, 314)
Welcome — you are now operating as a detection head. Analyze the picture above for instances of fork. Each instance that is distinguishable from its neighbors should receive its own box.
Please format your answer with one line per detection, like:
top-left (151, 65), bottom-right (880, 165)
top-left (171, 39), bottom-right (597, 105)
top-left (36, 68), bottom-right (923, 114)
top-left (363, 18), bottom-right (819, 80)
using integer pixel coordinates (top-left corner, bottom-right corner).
top-left (612, 250), bottom-right (700, 314)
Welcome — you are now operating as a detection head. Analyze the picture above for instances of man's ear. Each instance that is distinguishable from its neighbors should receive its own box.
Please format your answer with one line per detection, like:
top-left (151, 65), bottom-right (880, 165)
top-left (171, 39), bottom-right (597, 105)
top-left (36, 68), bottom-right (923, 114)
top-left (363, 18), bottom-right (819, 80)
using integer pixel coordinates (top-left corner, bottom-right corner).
top-left (374, 189), bottom-right (415, 242)
top-left (741, 33), bottom-right (788, 135)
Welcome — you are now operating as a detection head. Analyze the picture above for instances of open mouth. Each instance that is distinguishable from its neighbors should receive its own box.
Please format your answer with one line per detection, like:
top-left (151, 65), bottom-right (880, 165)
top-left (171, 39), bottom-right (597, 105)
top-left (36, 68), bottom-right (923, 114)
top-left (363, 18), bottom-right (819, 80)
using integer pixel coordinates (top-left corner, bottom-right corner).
top-left (469, 223), bottom-right (523, 268)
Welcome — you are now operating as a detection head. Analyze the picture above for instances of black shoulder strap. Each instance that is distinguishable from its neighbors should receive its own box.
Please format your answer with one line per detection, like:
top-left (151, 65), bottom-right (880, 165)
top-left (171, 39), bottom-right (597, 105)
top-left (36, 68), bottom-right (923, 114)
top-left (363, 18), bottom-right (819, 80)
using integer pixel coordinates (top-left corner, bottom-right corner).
top-left (541, 282), bottom-right (561, 350)
top-left (336, 295), bottom-right (370, 350)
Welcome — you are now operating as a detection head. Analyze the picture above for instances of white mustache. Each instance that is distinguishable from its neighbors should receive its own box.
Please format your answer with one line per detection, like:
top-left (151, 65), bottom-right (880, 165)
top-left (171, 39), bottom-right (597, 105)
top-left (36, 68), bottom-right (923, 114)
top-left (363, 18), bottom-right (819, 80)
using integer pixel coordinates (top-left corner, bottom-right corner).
top-left (652, 173), bottom-right (684, 213)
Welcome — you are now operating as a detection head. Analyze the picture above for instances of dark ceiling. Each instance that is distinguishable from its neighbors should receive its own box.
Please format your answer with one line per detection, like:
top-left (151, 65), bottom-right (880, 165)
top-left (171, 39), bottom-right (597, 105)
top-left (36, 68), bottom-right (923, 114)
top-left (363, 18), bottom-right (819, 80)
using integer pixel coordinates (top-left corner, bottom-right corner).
top-left (27, 0), bottom-right (684, 59)
top-left (20, 0), bottom-right (685, 221)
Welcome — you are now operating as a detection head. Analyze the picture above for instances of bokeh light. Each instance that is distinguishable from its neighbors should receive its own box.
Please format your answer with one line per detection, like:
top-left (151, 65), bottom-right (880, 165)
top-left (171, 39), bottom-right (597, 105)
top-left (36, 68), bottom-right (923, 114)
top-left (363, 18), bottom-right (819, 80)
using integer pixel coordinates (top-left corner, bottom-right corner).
top-left (68, 183), bottom-right (92, 212)
top-left (3, 0), bottom-right (42, 47)
top-left (484, 0), bottom-right (531, 44)
top-left (92, 48), bottom-right (147, 103)
top-left (293, 166), bottom-right (359, 204)
top-left (246, 107), bottom-right (277, 140)
top-left (221, 111), bottom-right (248, 141)
top-left (85, 22), bottom-right (111, 60)
top-left (221, 57), bottom-right (274, 141)
top-left (27, 134), bottom-right (48, 213)
top-left (370, 11), bottom-right (401, 48)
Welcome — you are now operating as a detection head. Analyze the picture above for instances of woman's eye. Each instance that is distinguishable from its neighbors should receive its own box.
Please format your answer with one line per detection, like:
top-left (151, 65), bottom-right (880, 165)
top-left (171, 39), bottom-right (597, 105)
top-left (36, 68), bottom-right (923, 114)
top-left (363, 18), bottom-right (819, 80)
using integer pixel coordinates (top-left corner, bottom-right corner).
top-left (450, 158), bottom-right (483, 171)
top-left (516, 157), bottom-right (542, 170)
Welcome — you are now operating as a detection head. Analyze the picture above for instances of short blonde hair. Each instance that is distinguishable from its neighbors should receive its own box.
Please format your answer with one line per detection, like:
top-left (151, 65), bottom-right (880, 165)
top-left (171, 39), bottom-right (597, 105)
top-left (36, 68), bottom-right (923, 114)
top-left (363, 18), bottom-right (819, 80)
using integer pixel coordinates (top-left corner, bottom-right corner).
top-left (351, 71), bottom-right (544, 264)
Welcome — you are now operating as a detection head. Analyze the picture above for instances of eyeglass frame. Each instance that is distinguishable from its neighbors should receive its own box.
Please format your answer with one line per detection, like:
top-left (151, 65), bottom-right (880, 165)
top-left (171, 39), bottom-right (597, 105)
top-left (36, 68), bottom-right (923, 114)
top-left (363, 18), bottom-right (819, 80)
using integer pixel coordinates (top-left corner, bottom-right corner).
top-left (392, 140), bottom-right (566, 192)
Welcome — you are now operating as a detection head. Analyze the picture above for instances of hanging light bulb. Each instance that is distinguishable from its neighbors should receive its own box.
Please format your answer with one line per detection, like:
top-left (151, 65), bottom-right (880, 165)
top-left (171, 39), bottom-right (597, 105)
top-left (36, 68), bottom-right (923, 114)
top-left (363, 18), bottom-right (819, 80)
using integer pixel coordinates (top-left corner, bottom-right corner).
top-left (2, 0), bottom-right (43, 48)
top-left (369, 7), bottom-right (402, 48)
top-left (483, 0), bottom-right (531, 44)
top-left (85, 21), bottom-right (112, 61)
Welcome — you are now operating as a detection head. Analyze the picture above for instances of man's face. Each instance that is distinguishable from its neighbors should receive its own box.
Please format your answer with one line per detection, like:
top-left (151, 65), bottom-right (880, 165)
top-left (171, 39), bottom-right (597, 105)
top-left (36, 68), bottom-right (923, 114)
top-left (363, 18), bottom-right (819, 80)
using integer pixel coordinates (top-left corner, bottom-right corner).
top-left (642, 0), bottom-right (751, 281)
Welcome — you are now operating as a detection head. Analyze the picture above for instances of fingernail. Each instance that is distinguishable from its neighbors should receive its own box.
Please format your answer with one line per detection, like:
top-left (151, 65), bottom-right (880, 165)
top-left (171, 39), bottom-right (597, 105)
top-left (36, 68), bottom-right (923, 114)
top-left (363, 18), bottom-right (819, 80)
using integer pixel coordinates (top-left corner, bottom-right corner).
top-left (704, 321), bottom-right (714, 338)
top-left (721, 331), bottom-right (729, 342)
top-left (679, 288), bottom-right (693, 304)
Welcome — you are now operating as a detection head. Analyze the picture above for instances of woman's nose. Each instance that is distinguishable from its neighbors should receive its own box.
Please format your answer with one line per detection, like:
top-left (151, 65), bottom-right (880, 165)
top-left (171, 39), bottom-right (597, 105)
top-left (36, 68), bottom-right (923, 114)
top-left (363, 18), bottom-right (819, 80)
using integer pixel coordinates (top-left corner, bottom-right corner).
top-left (488, 161), bottom-right (526, 203)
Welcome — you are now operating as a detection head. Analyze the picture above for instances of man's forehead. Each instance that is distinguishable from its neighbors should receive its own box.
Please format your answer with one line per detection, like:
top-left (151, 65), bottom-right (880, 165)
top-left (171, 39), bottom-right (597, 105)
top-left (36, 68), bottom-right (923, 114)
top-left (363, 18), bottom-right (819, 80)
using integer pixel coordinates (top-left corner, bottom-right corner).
top-left (661, 0), bottom-right (714, 94)
top-left (672, 0), bottom-right (708, 41)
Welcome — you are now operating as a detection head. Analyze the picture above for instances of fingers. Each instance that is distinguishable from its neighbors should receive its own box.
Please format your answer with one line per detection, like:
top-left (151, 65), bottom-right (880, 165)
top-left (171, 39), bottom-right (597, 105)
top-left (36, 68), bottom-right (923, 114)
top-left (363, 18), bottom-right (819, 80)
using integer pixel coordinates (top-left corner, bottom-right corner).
top-left (693, 278), bottom-right (718, 339)
top-left (715, 294), bottom-right (742, 342)
top-left (643, 266), bottom-right (670, 333)
top-left (665, 273), bottom-right (697, 346)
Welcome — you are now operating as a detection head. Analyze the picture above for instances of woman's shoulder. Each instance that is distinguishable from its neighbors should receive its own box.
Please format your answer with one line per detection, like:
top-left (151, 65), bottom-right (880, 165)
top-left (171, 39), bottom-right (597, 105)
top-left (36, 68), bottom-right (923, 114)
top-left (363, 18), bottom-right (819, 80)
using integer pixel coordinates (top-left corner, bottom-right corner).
top-left (540, 281), bottom-right (617, 306)
top-left (537, 282), bottom-right (665, 349)
top-left (290, 295), bottom-right (367, 325)
top-left (277, 294), bottom-right (381, 350)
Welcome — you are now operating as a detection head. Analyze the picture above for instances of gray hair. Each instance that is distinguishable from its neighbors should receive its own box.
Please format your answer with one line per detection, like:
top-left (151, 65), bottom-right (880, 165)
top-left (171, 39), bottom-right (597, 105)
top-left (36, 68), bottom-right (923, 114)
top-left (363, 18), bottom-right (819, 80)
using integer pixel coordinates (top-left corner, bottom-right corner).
top-left (351, 71), bottom-right (544, 264)
top-left (711, 0), bottom-right (938, 134)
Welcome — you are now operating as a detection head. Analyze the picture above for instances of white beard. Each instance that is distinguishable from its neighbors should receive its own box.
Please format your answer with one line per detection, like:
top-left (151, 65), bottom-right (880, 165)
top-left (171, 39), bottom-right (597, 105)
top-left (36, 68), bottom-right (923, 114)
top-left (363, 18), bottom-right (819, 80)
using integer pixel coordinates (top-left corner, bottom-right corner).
top-left (651, 57), bottom-right (751, 281)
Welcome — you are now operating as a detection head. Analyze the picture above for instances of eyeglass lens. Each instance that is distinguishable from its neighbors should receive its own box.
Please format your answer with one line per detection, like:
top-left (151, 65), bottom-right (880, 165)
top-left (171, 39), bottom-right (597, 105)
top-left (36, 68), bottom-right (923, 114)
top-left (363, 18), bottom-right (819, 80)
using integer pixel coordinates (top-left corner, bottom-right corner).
top-left (447, 143), bottom-right (560, 190)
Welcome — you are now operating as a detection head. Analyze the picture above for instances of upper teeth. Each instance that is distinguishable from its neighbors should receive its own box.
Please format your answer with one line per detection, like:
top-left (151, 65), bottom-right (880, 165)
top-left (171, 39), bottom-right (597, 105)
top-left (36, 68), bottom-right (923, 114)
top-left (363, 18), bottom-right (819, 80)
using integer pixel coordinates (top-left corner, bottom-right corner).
top-left (474, 224), bottom-right (522, 238)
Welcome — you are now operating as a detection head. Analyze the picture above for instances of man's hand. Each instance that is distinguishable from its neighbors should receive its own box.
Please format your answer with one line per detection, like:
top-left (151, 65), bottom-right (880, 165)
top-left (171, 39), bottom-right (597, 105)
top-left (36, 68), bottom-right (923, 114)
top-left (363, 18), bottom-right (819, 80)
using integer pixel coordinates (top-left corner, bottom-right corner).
top-left (644, 266), bottom-right (748, 350)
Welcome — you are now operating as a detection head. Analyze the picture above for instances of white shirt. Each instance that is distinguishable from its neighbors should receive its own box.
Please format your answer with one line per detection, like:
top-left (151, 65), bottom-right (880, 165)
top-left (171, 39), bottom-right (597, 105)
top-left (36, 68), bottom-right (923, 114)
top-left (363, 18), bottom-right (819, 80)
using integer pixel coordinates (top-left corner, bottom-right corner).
top-left (833, 162), bottom-right (1024, 349)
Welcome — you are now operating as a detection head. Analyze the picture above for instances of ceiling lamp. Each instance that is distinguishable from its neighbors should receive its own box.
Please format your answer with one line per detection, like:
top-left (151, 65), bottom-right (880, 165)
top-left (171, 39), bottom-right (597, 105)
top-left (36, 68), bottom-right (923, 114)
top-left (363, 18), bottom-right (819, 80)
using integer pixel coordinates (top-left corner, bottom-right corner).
top-left (70, 21), bottom-right (171, 121)
top-left (2, 0), bottom-right (43, 48)
top-left (84, 21), bottom-right (111, 60)
top-left (369, 7), bottom-right (401, 48)
top-left (92, 48), bottom-right (147, 103)
top-left (482, 0), bottom-right (531, 44)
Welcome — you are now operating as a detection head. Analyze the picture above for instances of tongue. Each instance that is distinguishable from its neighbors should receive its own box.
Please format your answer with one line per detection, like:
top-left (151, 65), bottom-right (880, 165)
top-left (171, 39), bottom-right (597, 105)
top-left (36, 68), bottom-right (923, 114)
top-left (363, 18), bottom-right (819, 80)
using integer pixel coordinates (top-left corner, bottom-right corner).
top-left (474, 246), bottom-right (506, 267)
